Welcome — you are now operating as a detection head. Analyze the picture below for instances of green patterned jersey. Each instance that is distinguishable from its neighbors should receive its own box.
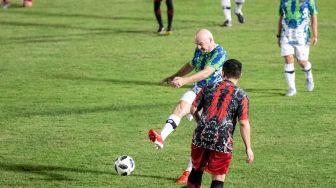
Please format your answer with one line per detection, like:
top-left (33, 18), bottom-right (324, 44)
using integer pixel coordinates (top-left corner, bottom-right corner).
top-left (279, 0), bottom-right (318, 45)
top-left (191, 45), bottom-right (228, 89)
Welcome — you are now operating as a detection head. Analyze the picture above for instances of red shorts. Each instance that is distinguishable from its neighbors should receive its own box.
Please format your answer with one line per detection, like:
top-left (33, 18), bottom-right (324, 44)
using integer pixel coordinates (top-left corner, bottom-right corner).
top-left (191, 144), bottom-right (232, 175)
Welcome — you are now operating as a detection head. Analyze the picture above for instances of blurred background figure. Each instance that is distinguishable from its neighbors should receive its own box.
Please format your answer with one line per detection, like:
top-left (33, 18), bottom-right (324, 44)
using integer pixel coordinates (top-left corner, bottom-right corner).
top-left (1, 0), bottom-right (32, 9)
top-left (23, 0), bottom-right (32, 7)
top-left (153, 0), bottom-right (174, 35)
top-left (220, 0), bottom-right (245, 27)
top-left (1, 0), bottom-right (10, 8)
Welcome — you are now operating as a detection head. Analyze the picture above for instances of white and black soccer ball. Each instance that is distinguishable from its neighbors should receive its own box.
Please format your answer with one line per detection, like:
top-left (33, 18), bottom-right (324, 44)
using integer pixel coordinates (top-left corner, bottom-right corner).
top-left (114, 155), bottom-right (135, 176)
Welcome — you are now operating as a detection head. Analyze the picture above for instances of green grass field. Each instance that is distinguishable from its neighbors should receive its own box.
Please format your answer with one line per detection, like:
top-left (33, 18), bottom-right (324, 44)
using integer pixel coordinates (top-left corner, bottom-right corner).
top-left (1, 0), bottom-right (336, 187)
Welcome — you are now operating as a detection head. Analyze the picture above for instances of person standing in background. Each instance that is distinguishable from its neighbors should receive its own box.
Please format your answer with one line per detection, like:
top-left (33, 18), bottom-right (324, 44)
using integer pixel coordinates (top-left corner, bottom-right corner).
top-left (220, 0), bottom-right (245, 27)
top-left (277, 0), bottom-right (318, 96)
top-left (153, 0), bottom-right (174, 35)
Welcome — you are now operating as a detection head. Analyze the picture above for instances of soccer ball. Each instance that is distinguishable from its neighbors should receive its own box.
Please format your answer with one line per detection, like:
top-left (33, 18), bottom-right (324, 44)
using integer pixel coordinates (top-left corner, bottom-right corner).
top-left (114, 155), bottom-right (135, 176)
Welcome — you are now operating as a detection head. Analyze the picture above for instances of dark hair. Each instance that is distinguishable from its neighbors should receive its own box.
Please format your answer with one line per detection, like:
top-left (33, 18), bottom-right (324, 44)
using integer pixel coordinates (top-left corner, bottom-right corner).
top-left (222, 59), bottom-right (242, 79)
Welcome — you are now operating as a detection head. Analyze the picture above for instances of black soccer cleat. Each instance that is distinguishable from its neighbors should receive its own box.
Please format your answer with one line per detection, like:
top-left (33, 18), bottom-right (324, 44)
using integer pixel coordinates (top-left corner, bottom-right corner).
top-left (221, 20), bottom-right (232, 27)
top-left (235, 12), bottom-right (245, 24)
top-left (157, 27), bottom-right (165, 34)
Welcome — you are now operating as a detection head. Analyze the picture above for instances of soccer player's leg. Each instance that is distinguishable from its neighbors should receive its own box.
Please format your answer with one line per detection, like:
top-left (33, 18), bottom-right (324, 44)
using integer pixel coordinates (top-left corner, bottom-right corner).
top-left (220, 0), bottom-right (232, 27)
top-left (148, 90), bottom-right (195, 149)
top-left (165, 0), bottom-right (174, 34)
top-left (154, 0), bottom-right (164, 33)
top-left (235, 0), bottom-right (245, 24)
top-left (210, 178), bottom-right (225, 188)
top-left (281, 43), bottom-right (296, 96)
top-left (187, 145), bottom-right (206, 188)
top-left (176, 158), bottom-right (192, 183)
top-left (208, 151), bottom-right (232, 188)
top-left (295, 45), bottom-right (314, 92)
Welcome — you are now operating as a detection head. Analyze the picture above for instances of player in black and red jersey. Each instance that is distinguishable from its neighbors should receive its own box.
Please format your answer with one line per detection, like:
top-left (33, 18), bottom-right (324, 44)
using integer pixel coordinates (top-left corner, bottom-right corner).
top-left (187, 59), bottom-right (254, 188)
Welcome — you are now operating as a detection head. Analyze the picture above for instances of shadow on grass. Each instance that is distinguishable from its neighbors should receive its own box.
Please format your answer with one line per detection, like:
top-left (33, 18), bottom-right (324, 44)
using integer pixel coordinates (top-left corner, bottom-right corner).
top-left (7, 10), bottom-right (217, 25)
top-left (0, 30), bottom-right (153, 45)
top-left (0, 20), bottom-right (114, 32)
top-left (0, 162), bottom-right (177, 182)
top-left (52, 74), bottom-right (190, 89)
top-left (244, 88), bottom-right (285, 97)
top-left (3, 3), bottom-right (24, 9)
top-left (0, 26), bottom-right (164, 45)
top-left (0, 21), bottom-right (157, 45)
top-left (20, 103), bottom-right (173, 117)
top-left (12, 75), bottom-right (190, 117)
top-left (7, 10), bottom-right (154, 22)
top-left (0, 12), bottom-right (217, 45)
top-left (132, 174), bottom-right (176, 182)
top-left (0, 162), bottom-right (112, 181)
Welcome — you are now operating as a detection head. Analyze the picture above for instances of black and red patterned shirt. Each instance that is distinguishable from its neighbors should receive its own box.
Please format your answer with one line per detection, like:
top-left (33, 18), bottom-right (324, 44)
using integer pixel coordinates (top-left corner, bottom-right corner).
top-left (191, 80), bottom-right (249, 153)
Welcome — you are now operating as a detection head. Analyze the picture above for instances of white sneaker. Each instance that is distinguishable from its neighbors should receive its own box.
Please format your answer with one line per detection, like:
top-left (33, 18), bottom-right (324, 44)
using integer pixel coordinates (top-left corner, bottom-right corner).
top-left (306, 77), bottom-right (314, 92)
top-left (286, 89), bottom-right (296, 97)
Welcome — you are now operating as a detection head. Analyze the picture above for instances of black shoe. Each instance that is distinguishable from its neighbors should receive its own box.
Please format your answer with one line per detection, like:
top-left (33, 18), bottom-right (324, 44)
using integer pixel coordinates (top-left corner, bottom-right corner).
top-left (235, 13), bottom-right (245, 24)
top-left (157, 27), bottom-right (165, 34)
top-left (221, 20), bottom-right (232, 27)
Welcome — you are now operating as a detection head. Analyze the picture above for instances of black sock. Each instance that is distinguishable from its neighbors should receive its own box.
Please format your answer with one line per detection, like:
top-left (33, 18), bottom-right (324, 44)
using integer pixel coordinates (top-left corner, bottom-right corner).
top-left (187, 168), bottom-right (203, 186)
top-left (210, 180), bottom-right (224, 188)
top-left (166, 0), bottom-right (173, 30)
top-left (154, 0), bottom-right (163, 28)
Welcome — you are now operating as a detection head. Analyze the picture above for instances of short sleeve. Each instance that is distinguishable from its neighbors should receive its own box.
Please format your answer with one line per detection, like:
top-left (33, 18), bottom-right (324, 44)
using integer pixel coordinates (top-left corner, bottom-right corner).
top-left (238, 95), bottom-right (249, 121)
top-left (205, 47), bottom-right (227, 71)
top-left (309, 0), bottom-right (318, 16)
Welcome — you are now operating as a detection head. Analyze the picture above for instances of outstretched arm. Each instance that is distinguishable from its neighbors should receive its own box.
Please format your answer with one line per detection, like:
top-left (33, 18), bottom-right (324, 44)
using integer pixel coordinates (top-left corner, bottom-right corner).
top-left (171, 66), bottom-right (215, 88)
top-left (239, 120), bottom-right (254, 164)
top-left (160, 63), bottom-right (194, 84)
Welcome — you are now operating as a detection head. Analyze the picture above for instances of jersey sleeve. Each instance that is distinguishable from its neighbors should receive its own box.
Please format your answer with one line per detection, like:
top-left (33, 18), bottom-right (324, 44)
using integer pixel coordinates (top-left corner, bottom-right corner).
top-left (205, 47), bottom-right (227, 71)
top-left (237, 95), bottom-right (249, 121)
top-left (309, 0), bottom-right (318, 16)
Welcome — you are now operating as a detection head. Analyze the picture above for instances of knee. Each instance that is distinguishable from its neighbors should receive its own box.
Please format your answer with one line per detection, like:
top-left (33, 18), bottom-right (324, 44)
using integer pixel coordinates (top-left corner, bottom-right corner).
top-left (173, 101), bottom-right (190, 117)
top-left (212, 174), bottom-right (226, 182)
top-left (285, 56), bottom-right (294, 64)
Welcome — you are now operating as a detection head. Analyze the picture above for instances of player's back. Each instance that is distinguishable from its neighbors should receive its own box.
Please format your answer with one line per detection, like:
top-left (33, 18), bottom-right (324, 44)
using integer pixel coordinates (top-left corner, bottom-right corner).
top-left (192, 80), bottom-right (249, 152)
top-left (200, 80), bottom-right (247, 123)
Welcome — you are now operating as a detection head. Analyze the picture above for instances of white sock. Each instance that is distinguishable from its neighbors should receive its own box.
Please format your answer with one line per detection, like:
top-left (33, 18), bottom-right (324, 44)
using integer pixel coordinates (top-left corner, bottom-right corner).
top-left (185, 158), bottom-right (192, 172)
top-left (221, 0), bottom-right (232, 21)
top-left (303, 62), bottom-right (313, 79)
top-left (284, 64), bottom-right (296, 91)
top-left (161, 114), bottom-right (181, 141)
top-left (235, 0), bottom-right (244, 14)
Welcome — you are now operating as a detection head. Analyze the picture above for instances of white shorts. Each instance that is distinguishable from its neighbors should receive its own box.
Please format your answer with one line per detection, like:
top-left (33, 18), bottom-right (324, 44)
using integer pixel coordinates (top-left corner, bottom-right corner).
top-left (180, 90), bottom-right (197, 105)
top-left (281, 43), bottom-right (310, 61)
